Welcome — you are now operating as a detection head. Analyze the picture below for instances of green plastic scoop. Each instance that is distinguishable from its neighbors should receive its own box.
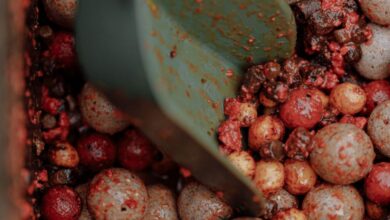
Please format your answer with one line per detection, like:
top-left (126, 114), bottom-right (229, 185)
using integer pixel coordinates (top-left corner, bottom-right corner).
top-left (76, 0), bottom-right (296, 216)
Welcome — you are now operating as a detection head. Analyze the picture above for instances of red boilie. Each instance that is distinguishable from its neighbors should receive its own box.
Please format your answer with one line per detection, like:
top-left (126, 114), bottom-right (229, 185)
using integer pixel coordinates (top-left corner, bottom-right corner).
top-left (118, 129), bottom-right (155, 171)
top-left (49, 32), bottom-right (76, 68)
top-left (41, 185), bottom-right (81, 220)
top-left (364, 80), bottom-right (390, 113)
top-left (77, 133), bottom-right (116, 171)
top-left (279, 88), bottom-right (324, 129)
top-left (365, 162), bottom-right (390, 205)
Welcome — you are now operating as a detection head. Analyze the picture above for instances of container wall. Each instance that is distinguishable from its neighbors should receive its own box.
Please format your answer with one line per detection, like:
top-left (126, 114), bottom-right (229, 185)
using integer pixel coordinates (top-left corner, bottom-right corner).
top-left (0, 0), bottom-right (28, 219)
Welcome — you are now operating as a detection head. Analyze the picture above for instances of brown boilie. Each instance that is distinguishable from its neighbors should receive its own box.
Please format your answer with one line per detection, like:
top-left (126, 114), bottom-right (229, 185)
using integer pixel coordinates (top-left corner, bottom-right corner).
top-left (310, 123), bottom-right (375, 185)
top-left (303, 185), bottom-right (365, 220)
top-left (87, 168), bottom-right (148, 220)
